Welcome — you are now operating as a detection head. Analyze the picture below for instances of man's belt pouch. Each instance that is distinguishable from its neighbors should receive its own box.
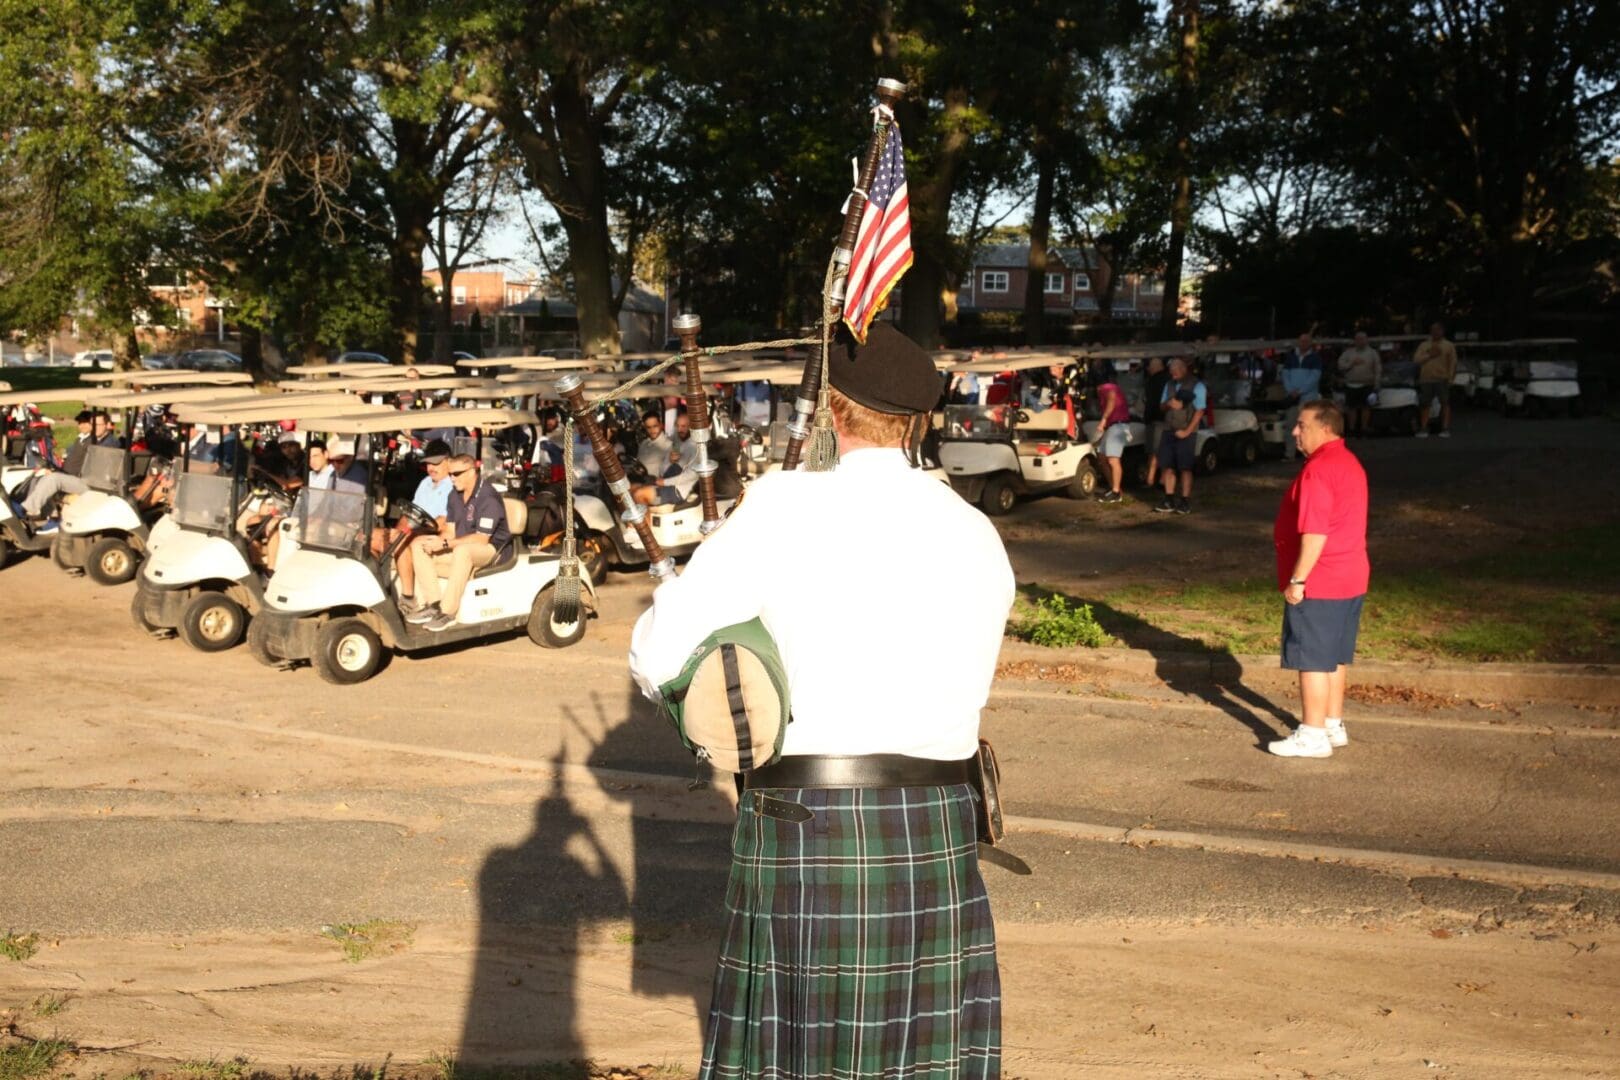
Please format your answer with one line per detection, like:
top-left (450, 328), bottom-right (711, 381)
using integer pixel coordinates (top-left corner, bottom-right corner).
top-left (658, 618), bottom-right (790, 774)
top-left (972, 738), bottom-right (1005, 845)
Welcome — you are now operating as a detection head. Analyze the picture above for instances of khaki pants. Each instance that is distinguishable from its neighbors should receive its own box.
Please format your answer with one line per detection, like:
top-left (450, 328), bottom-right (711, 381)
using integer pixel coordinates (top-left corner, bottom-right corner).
top-left (411, 540), bottom-right (497, 617)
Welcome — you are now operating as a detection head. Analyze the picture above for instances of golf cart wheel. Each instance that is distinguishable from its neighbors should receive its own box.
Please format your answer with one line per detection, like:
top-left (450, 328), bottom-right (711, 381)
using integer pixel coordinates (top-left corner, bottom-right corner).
top-left (130, 589), bottom-right (162, 634)
top-left (314, 617), bottom-right (383, 685)
top-left (1065, 463), bottom-right (1098, 498)
top-left (1239, 435), bottom-right (1260, 466)
top-left (86, 535), bottom-right (137, 586)
top-left (179, 591), bottom-right (246, 652)
top-left (528, 587), bottom-right (587, 649)
top-left (1128, 450), bottom-right (1150, 487)
top-left (246, 618), bottom-right (282, 668)
top-left (1197, 441), bottom-right (1220, 476)
top-left (1406, 408), bottom-right (1422, 434)
top-left (580, 533), bottom-right (610, 583)
top-left (0, 534), bottom-right (10, 571)
top-left (52, 535), bottom-right (74, 571)
top-left (980, 474), bottom-right (1018, 516)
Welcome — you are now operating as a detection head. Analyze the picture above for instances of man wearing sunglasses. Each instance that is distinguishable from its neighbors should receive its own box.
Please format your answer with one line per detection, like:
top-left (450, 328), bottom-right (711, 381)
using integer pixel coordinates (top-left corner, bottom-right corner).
top-left (406, 453), bottom-right (510, 632)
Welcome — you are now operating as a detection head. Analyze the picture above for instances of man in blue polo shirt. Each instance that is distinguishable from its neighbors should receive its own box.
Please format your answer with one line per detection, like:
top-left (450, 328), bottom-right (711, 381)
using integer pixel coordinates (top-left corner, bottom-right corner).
top-left (1279, 332), bottom-right (1323, 462)
top-left (392, 439), bottom-right (454, 611)
top-left (407, 453), bottom-right (511, 632)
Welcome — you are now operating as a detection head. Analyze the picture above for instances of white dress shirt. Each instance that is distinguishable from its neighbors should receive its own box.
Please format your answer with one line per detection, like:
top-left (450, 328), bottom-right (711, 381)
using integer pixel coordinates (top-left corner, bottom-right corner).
top-left (630, 447), bottom-right (1015, 760)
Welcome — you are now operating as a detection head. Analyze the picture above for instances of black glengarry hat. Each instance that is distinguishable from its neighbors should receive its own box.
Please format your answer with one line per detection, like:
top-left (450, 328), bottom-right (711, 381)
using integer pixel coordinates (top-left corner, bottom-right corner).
top-left (828, 322), bottom-right (941, 415)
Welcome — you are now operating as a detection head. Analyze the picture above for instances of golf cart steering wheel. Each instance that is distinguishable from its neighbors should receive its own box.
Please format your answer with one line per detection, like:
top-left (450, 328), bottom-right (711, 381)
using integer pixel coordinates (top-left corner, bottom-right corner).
top-left (398, 501), bottom-right (438, 536)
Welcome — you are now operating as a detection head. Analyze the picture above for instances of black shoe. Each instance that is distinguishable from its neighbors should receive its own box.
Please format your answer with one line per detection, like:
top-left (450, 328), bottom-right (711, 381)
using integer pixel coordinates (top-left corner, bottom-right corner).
top-left (1097, 490), bottom-right (1122, 503)
top-left (1153, 497), bottom-right (1176, 513)
top-left (1175, 497), bottom-right (1191, 515)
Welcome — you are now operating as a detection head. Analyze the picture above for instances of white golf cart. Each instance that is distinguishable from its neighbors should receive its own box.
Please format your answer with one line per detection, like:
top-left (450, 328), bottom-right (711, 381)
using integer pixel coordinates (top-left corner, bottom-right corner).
top-left (1083, 343), bottom-right (1228, 475)
top-left (938, 354), bottom-right (1099, 515)
top-left (246, 407), bottom-right (595, 684)
top-left (1498, 338), bottom-right (1582, 417)
top-left (3, 387), bottom-right (109, 569)
top-left (133, 396), bottom-right (399, 650)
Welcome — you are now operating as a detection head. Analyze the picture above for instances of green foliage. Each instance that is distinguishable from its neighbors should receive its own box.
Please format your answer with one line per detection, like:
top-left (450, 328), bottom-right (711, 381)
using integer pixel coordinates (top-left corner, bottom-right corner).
top-left (321, 918), bottom-right (414, 963)
top-left (0, 1036), bottom-right (73, 1080)
top-left (1010, 594), bottom-right (1114, 649)
top-left (0, 931), bottom-right (39, 962)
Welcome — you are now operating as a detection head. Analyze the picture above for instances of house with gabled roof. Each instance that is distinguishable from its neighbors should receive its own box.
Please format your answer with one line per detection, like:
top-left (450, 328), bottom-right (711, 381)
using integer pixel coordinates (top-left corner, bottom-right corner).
top-left (957, 243), bottom-right (1165, 323)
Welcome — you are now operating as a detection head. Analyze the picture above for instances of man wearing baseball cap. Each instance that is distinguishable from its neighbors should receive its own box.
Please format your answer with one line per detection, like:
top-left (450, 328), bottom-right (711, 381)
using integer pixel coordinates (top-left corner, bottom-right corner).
top-left (394, 440), bottom-right (454, 611)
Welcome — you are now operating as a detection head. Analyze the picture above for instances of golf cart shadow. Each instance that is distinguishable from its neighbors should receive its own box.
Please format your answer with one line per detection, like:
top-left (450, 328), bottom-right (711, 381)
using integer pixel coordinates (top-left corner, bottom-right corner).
top-left (1016, 583), bottom-right (1294, 750)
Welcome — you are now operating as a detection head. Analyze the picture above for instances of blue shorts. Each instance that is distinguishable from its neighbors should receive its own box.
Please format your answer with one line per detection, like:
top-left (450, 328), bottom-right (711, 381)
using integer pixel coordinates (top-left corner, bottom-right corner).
top-left (1157, 430), bottom-right (1196, 472)
top-left (1100, 424), bottom-right (1131, 458)
top-left (1281, 595), bottom-right (1365, 672)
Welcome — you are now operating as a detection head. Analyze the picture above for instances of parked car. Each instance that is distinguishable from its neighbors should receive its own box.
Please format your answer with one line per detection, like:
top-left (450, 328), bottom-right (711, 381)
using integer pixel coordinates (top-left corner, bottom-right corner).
top-left (174, 349), bottom-right (244, 372)
top-left (69, 350), bottom-right (115, 369)
top-left (140, 353), bottom-right (176, 370)
top-left (334, 351), bottom-right (393, 365)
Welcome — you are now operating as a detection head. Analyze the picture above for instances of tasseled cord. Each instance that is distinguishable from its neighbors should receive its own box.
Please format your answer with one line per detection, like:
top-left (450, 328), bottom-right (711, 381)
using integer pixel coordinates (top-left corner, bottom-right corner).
top-left (806, 262), bottom-right (841, 472)
top-left (552, 416), bottom-right (583, 623)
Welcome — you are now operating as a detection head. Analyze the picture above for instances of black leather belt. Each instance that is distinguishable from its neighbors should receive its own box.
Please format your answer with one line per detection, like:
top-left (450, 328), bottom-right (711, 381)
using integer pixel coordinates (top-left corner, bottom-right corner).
top-left (745, 753), bottom-right (973, 791)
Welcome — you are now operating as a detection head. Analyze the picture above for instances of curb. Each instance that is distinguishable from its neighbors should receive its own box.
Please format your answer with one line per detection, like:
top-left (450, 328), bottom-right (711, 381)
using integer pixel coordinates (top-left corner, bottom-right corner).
top-left (998, 641), bottom-right (1620, 707)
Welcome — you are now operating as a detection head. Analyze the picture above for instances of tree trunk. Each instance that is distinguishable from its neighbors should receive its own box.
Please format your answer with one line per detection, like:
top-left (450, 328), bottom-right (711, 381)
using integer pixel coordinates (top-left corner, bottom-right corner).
top-left (1022, 140), bottom-right (1057, 345)
top-left (113, 326), bottom-right (141, 372)
top-left (1159, 0), bottom-right (1199, 332)
top-left (562, 204), bottom-right (621, 355)
top-left (896, 88), bottom-right (974, 349)
top-left (388, 216), bottom-right (431, 365)
top-left (238, 324), bottom-right (266, 384)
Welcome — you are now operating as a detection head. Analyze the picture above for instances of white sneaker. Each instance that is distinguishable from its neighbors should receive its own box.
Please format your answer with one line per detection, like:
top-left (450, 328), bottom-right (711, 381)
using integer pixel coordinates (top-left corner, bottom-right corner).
top-left (1414, 431), bottom-right (1429, 439)
top-left (1438, 430), bottom-right (1451, 438)
top-left (1326, 720), bottom-right (1348, 748)
top-left (1269, 727), bottom-right (1333, 758)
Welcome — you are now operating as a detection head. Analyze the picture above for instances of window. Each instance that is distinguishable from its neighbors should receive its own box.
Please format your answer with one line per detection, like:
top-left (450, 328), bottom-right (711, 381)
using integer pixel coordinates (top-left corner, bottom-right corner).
top-left (453, 285), bottom-right (467, 305)
top-left (1073, 272), bottom-right (1091, 291)
top-left (1044, 272), bottom-right (1065, 294)
top-left (981, 271), bottom-right (1009, 293)
top-left (1139, 277), bottom-right (1162, 295)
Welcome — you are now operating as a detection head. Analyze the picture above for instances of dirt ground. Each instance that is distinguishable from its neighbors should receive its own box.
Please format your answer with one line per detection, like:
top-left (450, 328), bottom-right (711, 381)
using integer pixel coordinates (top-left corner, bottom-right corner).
top-left (3, 407), bottom-right (1619, 1079)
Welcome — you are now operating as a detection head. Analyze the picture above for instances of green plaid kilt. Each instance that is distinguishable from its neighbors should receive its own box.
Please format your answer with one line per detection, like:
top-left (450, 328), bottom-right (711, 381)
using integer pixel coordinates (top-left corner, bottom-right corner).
top-left (699, 782), bottom-right (1000, 1079)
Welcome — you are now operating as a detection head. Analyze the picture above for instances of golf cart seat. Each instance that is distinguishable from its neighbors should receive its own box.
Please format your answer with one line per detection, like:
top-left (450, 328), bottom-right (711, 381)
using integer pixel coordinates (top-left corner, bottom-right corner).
top-left (471, 497), bottom-right (529, 578)
top-left (1015, 409), bottom-right (1069, 433)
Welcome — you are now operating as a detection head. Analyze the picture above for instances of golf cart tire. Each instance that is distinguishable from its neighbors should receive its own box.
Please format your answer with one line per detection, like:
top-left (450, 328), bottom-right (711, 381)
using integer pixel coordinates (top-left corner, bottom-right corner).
top-left (580, 532), bottom-right (610, 583)
top-left (1065, 463), bottom-right (1099, 498)
top-left (0, 535), bottom-right (10, 571)
top-left (1128, 450), bottom-right (1150, 487)
top-left (314, 617), bottom-right (384, 685)
top-left (52, 535), bottom-right (74, 571)
top-left (1239, 435), bottom-right (1260, 467)
top-left (86, 535), bottom-right (137, 586)
top-left (130, 589), bottom-right (163, 634)
top-left (179, 590), bottom-right (247, 653)
top-left (980, 474), bottom-right (1018, 516)
top-left (1197, 441), bottom-right (1220, 476)
top-left (529, 587), bottom-right (587, 649)
top-left (246, 618), bottom-right (283, 668)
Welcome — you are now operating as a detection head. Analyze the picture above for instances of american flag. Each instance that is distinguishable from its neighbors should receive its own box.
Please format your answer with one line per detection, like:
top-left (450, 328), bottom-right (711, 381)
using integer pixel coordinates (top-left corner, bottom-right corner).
top-left (842, 123), bottom-right (912, 342)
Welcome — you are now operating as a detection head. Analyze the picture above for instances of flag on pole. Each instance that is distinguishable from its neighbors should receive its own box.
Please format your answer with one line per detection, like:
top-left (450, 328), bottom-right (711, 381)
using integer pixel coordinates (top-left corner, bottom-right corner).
top-left (842, 123), bottom-right (912, 343)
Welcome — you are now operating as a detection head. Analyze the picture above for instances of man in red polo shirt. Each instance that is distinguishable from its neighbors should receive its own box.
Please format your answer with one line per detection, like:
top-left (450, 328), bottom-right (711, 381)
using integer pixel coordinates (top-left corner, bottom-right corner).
top-left (1270, 400), bottom-right (1369, 758)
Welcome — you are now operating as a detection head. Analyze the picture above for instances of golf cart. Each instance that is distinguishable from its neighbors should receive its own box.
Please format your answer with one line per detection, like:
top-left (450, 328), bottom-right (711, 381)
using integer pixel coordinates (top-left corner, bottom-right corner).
top-left (133, 397), bottom-right (399, 650)
top-left (938, 353), bottom-right (1099, 515)
top-left (246, 407), bottom-right (595, 684)
top-left (1498, 338), bottom-right (1582, 417)
top-left (2, 386), bottom-right (110, 568)
top-left (1367, 343), bottom-right (1422, 435)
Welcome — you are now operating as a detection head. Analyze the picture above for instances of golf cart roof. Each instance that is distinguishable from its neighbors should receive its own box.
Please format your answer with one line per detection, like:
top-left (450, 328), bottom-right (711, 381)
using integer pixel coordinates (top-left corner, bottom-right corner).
top-left (1509, 337), bottom-right (1579, 347)
top-left (317, 406), bottom-right (538, 434)
top-left (453, 382), bottom-right (551, 401)
top-left (1192, 339), bottom-right (1290, 354)
top-left (173, 396), bottom-right (398, 424)
top-left (533, 378), bottom-right (672, 402)
top-left (469, 355), bottom-right (613, 372)
top-left (280, 363), bottom-right (455, 378)
top-left (0, 381), bottom-right (10, 392)
top-left (1078, 341), bottom-right (1197, 360)
top-left (88, 386), bottom-right (274, 409)
top-left (945, 351), bottom-right (1078, 374)
top-left (0, 386), bottom-right (125, 406)
top-left (331, 375), bottom-right (489, 394)
top-left (706, 364), bottom-right (805, 384)
top-left (79, 369), bottom-right (253, 386)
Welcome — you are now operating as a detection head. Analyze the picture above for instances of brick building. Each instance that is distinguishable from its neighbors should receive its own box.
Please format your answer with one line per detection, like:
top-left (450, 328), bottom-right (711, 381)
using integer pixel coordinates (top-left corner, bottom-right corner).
top-left (956, 243), bottom-right (1165, 323)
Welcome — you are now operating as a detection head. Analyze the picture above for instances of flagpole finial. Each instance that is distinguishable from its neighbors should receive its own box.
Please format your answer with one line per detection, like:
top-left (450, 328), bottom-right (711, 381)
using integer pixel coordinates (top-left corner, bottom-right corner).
top-left (876, 78), bottom-right (907, 101)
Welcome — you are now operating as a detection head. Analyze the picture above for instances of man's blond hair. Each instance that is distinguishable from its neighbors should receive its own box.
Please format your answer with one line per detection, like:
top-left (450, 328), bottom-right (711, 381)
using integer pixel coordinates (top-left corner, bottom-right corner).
top-left (446, 453), bottom-right (477, 472)
top-left (828, 387), bottom-right (914, 446)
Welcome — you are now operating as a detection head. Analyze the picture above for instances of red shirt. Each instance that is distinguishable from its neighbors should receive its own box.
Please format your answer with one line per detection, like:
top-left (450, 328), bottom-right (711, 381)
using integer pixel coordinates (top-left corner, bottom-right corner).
top-left (1274, 437), bottom-right (1369, 598)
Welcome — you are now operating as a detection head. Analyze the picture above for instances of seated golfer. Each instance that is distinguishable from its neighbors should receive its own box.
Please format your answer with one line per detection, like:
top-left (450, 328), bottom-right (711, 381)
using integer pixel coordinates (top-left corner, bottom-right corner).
top-left (406, 454), bottom-right (510, 632)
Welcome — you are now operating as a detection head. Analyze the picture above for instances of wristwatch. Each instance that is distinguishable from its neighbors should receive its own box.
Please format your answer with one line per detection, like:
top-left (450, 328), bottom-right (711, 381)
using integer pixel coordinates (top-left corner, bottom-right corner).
top-left (1289, 577), bottom-right (1307, 586)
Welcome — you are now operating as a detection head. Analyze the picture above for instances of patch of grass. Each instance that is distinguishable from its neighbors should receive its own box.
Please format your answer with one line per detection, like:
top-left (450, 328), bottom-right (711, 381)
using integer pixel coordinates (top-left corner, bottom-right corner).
top-left (0, 933), bottom-right (39, 962)
top-left (0, 1036), bottom-right (74, 1080)
top-left (1101, 524), bottom-right (1620, 663)
top-left (1008, 592), bottom-right (1114, 649)
top-left (320, 919), bottom-right (414, 963)
top-left (28, 994), bottom-right (67, 1018)
top-left (175, 1057), bottom-right (249, 1080)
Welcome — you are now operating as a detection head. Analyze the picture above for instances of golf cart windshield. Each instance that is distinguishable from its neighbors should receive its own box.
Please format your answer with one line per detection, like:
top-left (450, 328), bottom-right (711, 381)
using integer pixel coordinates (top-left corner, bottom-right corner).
top-left (172, 471), bottom-right (236, 534)
top-left (81, 445), bottom-right (127, 494)
top-left (944, 404), bottom-right (1015, 441)
top-left (294, 487), bottom-right (368, 555)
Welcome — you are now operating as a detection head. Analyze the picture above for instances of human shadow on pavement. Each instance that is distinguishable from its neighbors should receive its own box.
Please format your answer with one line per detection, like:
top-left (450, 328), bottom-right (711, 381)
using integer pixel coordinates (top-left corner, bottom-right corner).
top-left (458, 752), bottom-right (627, 1070)
top-left (582, 683), bottom-right (735, 1042)
top-left (1020, 584), bottom-right (1295, 749)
